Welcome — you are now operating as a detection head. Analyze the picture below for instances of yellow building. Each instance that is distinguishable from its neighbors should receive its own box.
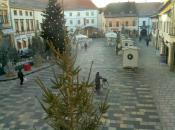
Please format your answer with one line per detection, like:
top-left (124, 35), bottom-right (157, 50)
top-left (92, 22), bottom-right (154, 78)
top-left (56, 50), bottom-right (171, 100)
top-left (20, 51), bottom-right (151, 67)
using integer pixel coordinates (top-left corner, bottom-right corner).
top-left (104, 2), bottom-right (138, 36)
top-left (157, 0), bottom-right (175, 71)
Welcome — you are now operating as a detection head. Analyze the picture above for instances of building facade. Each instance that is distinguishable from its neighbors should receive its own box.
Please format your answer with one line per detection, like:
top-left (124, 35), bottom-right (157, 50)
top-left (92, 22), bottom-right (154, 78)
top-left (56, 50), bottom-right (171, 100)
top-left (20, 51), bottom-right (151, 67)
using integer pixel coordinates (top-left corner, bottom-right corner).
top-left (0, 0), bottom-right (14, 49)
top-left (136, 3), bottom-right (161, 37)
top-left (9, 0), bottom-right (46, 51)
top-left (64, 10), bottom-right (99, 32)
top-left (154, 0), bottom-right (175, 71)
top-left (104, 2), bottom-right (138, 36)
top-left (150, 15), bottom-right (159, 48)
top-left (105, 16), bottom-right (137, 32)
top-left (63, 0), bottom-right (105, 37)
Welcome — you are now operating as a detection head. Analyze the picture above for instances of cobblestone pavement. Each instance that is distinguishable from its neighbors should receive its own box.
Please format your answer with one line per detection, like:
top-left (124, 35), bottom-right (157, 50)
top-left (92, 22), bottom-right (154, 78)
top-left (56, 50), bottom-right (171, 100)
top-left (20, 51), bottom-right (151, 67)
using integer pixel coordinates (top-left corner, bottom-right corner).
top-left (0, 38), bottom-right (162, 130)
top-left (137, 39), bottom-right (175, 130)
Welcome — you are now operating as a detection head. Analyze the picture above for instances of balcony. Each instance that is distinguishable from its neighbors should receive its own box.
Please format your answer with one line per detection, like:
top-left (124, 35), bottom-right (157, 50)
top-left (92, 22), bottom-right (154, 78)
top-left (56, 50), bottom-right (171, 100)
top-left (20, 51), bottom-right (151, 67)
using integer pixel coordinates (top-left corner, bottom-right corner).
top-left (15, 30), bottom-right (35, 36)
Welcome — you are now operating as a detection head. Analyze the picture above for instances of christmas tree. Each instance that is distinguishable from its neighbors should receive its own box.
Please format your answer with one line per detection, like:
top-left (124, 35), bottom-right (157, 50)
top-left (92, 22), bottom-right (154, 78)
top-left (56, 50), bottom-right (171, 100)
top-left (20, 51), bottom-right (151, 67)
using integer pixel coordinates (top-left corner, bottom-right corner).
top-left (41, 0), bottom-right (65, 53)
top-left (37, 28), bottom-right (109, 130)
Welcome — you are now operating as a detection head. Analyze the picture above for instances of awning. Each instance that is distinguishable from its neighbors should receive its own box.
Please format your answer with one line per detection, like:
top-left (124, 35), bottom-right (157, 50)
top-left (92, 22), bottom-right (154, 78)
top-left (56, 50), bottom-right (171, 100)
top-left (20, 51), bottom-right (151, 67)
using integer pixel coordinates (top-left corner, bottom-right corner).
top-left (159, 2), bottom-right (174, 15)
top-left (1, 29), bottom-right (14, 35)
top-left (22, 38), bottom-right (27, 42)
top-left (17, 39), bottom-right (22, 43)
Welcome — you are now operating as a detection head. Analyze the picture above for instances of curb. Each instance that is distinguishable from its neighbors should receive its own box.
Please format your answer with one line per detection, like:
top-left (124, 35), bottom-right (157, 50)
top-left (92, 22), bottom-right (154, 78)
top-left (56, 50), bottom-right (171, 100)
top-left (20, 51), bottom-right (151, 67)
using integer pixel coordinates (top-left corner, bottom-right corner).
top-left (0, 64), bottom-right (54, 82)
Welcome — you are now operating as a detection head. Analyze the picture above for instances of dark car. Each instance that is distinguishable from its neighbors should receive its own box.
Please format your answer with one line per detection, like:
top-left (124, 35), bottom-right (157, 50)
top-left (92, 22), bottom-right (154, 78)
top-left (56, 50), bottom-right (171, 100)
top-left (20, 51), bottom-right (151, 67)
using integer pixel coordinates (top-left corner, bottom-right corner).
top-left (20, 49), bottom-right (33, 58)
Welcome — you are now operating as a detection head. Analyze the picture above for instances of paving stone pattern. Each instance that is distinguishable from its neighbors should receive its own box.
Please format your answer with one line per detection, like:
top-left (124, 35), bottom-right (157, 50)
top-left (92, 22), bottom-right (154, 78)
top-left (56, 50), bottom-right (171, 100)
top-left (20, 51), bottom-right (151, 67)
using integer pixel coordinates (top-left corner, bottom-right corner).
top-left (137, 39), bottom-right (175, 130)
top-left (0, 38), bottom-right (161, 130)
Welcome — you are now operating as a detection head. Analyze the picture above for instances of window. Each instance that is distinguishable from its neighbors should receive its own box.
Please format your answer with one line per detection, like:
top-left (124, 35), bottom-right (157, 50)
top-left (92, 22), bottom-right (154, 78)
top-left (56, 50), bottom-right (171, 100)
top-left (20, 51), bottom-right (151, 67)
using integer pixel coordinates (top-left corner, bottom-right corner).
top-left (0, 10), bottom-right (2, 24)
top-left (36, 20), bottom-right (39, 30)
top-left (0, 10), bottom-right (8, 24)
top-left (3, 10), bottom-right (8, 24)
top-left (17, 42), bottom-right (22, 49)
top-left (26, 19), bottom-right (30, 31)
top-left (77, 12), bottom-right (80, 16)
top-left (133, 20), bottom-right (136, 26)
top-left (23, 40), bottom-right (27, 48)
top-left (28, 38), bottom-right (31, 45)
top-left (163, 22), bottom-right (165, 32)
top-left (30, 12), bottom-right (32, 16)
top-left (70, 28), bottom-right (73, 32)
top-left (69, 12), bottom-right (72, 16)
top-left (125, 21), bottom-right (128, 26)
top-left (91, 19), bottom-right (94, 24)
top-left (86, 19), bottom-right (89, 24)
top-left (70, 20), bottom-right (73, 24)
top-left (14, 10), bottom-right (17, 15)
top-left (91, 12), bottom-right (94, 16)
top-left (20, 19), bottom-right (24, 32)
top-left (19, 11), bottom-right (23, 16)
top-left (143, 21), bottom-right (146, 26)
top-left (78, 20), bottom-right (80, 24)
top-left (116, 21), bottom-right (119, 27)
top-left (109, 21), bottom-right (112, 27)
top-left (86, 12), bottom-right (89, 16)
top-left (30, 20), bottom-right (34, 30)
top-left (15, 19), bottom-right (19, 32)
top-left (25, 11), bottom-right (28, 16)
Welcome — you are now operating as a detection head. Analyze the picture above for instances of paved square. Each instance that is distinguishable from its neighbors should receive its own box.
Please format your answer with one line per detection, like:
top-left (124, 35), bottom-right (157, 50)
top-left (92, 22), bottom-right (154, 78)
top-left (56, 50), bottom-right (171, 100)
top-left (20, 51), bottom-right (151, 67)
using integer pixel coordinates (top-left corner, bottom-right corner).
top-left (0, 38), bottom-right (162, 130)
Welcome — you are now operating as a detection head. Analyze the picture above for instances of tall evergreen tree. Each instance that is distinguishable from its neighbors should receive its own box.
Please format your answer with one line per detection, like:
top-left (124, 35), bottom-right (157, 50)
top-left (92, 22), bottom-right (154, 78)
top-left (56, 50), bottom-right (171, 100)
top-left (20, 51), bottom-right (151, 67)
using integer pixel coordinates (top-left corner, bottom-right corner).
top-left (41, 0), bottom-right (65, 53)
top-left (37, 37), bottom-right (109, 130)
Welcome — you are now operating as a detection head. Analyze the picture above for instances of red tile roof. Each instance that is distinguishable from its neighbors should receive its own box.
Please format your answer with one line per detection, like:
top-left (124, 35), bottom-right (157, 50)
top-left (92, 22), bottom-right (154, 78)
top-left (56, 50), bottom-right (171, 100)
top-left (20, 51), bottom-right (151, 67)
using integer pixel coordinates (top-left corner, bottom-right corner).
top-left (10, 0), bottom-right (97, 10)
top-left (63, 0), bottom-right (98, 10)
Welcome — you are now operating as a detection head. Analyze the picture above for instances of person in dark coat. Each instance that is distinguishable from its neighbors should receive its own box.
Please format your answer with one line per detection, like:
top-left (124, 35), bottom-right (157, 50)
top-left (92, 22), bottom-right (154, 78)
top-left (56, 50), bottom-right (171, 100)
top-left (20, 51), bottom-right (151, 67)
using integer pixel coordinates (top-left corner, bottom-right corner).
top-left (95, 72), bottom-right (102, 92)
top-left (84, 42), bottom-right (87, 50)
top-left (146, 36), bottom-right (150, 47)
top-left (18, 69), bottom-right (24, 85)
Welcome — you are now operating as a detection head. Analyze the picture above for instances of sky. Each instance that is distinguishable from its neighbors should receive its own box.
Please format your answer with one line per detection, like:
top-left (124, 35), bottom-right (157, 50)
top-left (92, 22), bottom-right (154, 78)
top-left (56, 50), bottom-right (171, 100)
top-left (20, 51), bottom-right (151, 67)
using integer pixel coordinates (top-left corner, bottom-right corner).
top-left (92, 0), bottom-right (163, 7)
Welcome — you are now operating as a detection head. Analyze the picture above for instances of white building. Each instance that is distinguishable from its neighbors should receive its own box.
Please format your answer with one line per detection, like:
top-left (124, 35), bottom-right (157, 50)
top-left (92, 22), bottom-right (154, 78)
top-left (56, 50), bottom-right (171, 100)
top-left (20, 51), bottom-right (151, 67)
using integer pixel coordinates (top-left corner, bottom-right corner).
top-left (64, 10), bottom-right (98, 32)
top-left (9, 0), bottom-right (47, 50)
top-left (63, 0), bottom-right (105, 36)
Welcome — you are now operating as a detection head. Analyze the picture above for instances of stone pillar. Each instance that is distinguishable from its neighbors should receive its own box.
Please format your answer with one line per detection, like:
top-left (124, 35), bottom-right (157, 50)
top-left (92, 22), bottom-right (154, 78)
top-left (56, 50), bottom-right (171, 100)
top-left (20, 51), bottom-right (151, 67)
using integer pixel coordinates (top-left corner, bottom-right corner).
top-left (169, 43), bottom-right (175, 71)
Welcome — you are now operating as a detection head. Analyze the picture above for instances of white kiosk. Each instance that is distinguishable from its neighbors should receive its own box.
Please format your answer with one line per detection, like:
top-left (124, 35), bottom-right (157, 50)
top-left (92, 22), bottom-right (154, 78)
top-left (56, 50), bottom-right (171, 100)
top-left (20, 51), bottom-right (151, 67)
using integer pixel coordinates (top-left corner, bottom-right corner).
top-left (122, 39), bottom-right (134, 48)
top-left (105, 32), bottom-right (117, 46)
top-left (75, 34), bottom-right (88, 49)
top-left (123, 46), bottom-right (139, 68)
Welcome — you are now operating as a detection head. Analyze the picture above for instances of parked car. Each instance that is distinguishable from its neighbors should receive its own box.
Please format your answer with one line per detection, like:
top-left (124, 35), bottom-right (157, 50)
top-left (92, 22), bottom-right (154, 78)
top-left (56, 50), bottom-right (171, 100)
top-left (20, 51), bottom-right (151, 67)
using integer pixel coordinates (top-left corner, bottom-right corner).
top-left (19, 49), bottom-right (33, 58)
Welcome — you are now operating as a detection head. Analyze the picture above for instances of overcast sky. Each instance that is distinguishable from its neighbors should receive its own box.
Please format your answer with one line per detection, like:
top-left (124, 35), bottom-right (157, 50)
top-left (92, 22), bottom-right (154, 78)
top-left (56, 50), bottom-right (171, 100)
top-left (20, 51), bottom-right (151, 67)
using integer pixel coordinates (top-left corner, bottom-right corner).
top-left (92, 0), bottom-right (163, 7)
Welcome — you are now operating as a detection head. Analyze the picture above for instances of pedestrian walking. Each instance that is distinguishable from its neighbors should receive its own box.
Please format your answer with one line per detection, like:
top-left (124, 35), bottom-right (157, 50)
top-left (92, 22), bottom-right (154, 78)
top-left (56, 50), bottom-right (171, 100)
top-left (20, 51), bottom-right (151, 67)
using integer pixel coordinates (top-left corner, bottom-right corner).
top-left (84, 42), bottom-right (87, 50)
top-left (18, 69), bottom-right (24, 85)
top-left (146, 36), bottom-right (149, 47)
top-left (95, 72), bottom-right (102, 93)
top-left (139, 35), bottom-right (141, 41)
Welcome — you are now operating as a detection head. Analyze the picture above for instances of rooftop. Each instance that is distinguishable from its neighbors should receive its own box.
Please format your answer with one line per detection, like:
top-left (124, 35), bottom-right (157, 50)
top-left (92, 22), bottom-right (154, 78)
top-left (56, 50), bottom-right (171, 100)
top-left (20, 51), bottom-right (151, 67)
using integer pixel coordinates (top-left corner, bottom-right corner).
top-left (135, 2), bottom-right (162, 17)
top-left (104, 2), bottom-right (137, 17)
top-left (63, 0), bottom-right (98, 10)
top-left (9, 0), bottom-right (48, 9)
top-left (9, 0), bottom-right (97, 11)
